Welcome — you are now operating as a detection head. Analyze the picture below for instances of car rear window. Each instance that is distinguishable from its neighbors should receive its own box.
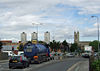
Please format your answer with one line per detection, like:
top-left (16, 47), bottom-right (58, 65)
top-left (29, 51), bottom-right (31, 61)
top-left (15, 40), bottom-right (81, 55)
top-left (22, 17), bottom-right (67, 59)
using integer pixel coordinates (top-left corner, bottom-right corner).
top-left (11, 56), bottom-right (20, 61)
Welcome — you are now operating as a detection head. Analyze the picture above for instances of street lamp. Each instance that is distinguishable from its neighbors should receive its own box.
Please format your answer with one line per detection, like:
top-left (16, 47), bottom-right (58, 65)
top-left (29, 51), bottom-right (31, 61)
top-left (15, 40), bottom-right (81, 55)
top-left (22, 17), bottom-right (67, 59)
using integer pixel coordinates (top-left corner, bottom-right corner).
top-left (32, 23), bottom-right (43, 41)
top-left (91, 16), bottom-right (99, 53)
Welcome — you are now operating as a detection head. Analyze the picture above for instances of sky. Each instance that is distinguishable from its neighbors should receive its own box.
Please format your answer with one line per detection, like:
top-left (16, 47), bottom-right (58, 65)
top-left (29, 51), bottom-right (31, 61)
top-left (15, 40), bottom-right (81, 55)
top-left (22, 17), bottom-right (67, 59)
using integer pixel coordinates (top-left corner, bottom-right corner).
top-left (0, 0), bottom-right (100, 43)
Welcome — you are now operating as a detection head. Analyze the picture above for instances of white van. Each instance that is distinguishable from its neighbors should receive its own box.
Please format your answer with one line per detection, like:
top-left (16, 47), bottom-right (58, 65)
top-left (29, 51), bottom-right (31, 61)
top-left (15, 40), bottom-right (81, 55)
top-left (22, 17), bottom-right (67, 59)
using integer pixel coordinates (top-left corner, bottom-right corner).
top-left (2, 51), bottom-right (16, 56)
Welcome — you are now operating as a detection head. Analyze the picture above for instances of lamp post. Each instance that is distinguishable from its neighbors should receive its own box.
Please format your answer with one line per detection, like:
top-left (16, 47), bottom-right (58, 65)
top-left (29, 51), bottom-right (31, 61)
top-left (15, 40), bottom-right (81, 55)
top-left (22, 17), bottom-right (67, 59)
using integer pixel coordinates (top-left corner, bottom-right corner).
top-left (91, 16), bottom-right (99, 53)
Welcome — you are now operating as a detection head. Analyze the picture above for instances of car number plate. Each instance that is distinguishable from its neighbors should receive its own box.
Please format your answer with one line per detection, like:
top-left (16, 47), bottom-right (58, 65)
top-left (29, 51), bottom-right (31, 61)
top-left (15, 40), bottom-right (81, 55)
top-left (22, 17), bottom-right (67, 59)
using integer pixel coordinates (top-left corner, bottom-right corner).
top-left (13, 60), bottom-right (17, 62)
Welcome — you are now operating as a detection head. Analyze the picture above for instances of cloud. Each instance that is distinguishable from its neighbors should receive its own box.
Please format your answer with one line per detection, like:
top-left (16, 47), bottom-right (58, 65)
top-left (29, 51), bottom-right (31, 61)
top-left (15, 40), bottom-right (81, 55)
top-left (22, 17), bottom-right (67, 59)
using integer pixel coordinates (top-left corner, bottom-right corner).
top-left (60, 0), bottom-right (100, 15)
top-left (81, 27), bottom-right (98, 38)
top-left (93, 23), bottom-right (98, 27)
top-left (0, 0), bottom-right (100, 42)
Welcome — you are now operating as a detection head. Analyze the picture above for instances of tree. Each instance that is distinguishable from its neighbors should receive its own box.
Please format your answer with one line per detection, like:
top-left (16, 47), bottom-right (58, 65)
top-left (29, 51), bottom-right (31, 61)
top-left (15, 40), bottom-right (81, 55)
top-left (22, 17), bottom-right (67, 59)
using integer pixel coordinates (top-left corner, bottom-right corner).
top-left (50, 40), bottom-right (60, 51)
top-left (70, 43), bottom-right (78, 52)
top-left (0, 41), bottom-right (3, 51)
top-left (38, 41), bottom-right (46, 44)
top-left (62, 40), bottom-right (69, 52)
top-left (89, 40), bottom-right (98, 52)
top-left (18, 43), bottom-right (24, 51)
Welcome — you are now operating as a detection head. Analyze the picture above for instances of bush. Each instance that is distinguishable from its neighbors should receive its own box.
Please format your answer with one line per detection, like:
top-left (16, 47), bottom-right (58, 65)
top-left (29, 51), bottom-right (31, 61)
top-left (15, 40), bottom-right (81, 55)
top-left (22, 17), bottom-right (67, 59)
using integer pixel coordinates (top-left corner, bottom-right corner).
top-left (91, 60), bottom-right (100, 71)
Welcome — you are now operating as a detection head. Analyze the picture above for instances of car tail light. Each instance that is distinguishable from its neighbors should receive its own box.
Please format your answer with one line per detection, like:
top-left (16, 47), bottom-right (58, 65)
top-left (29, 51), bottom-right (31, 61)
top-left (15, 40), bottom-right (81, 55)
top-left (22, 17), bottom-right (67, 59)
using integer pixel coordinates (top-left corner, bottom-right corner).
top-left (46, 53), bottom-right (48, 56)
top-left (34, 56), bottom-right (38, 59)
top-left (20, 56), bottom-right (22, 62)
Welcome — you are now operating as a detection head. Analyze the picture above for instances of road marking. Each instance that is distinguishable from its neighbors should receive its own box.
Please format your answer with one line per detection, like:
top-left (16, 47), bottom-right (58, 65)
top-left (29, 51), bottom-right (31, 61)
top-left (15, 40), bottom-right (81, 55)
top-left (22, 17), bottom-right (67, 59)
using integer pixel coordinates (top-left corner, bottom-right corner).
top-left (75, 66), bottom-right (80, 71)
top-left (67, 61), bottom-right (81, 71)
top-left (23, 68), bottom-right (32, 71)
top-left (0, 62), bottom-right (8, 65)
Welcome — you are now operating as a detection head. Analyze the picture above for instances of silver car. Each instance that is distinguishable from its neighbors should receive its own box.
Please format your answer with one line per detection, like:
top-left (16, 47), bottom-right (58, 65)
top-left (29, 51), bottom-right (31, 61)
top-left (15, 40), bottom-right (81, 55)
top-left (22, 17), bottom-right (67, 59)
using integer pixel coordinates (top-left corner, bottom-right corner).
top-left (66, 53), bottom-right (75, 57)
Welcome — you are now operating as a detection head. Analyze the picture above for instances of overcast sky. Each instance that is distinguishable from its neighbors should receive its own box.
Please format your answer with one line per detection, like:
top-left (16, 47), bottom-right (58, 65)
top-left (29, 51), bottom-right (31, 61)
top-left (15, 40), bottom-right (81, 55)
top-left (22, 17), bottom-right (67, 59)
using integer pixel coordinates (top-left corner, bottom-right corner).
top-left (0, 0), bottom-right (100, 42)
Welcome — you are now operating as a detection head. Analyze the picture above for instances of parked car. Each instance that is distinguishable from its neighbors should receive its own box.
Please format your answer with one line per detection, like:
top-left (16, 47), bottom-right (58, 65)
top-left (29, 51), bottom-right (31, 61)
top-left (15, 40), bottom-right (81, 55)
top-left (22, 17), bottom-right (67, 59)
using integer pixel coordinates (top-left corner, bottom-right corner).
top-left (66, 53), bottom-right (75, 57)
top-left (94, 52), bottom-right (98, 57)
top-left (81, 52), bottom-right (90, 58)
top-left (18, 51), bottom-right (24, 56)
top-left (9, 55), bottom-right (29, 69)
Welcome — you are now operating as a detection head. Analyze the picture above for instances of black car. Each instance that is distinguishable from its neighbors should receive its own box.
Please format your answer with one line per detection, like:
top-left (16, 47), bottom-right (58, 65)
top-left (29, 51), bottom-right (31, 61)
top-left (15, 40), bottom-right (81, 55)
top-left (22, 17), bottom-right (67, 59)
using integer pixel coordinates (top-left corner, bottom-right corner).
top-left (9, 55), bottom-right (29, 69)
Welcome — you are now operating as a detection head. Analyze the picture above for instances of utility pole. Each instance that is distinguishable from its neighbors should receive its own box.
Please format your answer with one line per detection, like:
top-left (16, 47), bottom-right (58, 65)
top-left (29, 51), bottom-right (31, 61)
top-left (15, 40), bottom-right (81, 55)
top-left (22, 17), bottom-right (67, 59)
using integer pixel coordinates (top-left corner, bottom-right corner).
top-left (91, 16), bottom-right (99, 58)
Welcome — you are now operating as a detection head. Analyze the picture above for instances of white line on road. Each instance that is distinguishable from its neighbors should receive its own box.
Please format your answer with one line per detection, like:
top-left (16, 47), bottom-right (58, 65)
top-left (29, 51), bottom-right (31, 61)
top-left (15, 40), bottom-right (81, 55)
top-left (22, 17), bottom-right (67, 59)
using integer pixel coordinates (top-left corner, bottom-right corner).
top-left (75, 66), bottom-right (80, 71)
top-left (0, 62), bottom-right (8, 65)
top-left (23, 68), bottom-right (32, 71)
top-left (67, 61), bottom-right (81, 71)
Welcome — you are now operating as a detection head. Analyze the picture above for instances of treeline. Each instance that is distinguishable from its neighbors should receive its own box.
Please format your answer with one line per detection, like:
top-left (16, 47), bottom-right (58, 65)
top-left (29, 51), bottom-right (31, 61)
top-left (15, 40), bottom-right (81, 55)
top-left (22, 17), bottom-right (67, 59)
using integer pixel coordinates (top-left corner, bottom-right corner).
top-left (49, 40), bottom-right (81, 52)
top-left (17, 40), bottom-right (80, 52)
top-left (17, 40), bottom-right (99, 52)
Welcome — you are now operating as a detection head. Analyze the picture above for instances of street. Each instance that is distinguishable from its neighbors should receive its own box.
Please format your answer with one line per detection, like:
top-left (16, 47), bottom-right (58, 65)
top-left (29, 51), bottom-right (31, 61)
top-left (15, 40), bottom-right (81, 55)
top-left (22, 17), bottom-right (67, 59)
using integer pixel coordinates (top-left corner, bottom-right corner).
top-left (0, 57), bottom-right (88, 71)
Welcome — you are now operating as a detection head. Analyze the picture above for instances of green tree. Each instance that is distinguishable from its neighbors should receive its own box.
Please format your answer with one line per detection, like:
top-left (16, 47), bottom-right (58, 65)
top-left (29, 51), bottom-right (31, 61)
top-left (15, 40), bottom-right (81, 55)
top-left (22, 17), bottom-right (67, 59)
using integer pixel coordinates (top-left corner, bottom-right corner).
top-left (18, 43), bottom-right (24, 51)
top-left (62, 40), bottom-right (69, 52)
top-left (50, 40), bottom-right (60, 51)
top-left (0, 41), bottom-right (3, 51)
top-left (38, 41), bottom-right (47, 45)
top-left (62, 40), bottom-right (68, 46)
top-left (89, 40), bottom-right (98, 52)
top-left (70, 43), bottom-right (78, 52)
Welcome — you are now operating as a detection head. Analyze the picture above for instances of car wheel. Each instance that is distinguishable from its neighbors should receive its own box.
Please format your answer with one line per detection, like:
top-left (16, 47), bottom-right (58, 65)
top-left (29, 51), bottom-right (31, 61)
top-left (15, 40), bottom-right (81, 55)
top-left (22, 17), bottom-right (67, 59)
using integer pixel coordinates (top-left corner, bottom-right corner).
top-left (25, 63), bottom-right (27, 68)
top-left (9, 66), bottom-right (12, 69)
top-left (22, 63), bottom-right (25, 69)
top-left (27, 63), bottom-right (29, 67)
top-left (26, 62), bottom-right (29, 67)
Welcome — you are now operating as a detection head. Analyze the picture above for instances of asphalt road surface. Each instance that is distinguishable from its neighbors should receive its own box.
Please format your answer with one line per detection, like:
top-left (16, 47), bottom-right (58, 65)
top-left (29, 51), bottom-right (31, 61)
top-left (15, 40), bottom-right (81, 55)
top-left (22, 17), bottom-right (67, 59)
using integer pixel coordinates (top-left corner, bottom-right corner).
top-left (0, 57), bottom-right (88, 71)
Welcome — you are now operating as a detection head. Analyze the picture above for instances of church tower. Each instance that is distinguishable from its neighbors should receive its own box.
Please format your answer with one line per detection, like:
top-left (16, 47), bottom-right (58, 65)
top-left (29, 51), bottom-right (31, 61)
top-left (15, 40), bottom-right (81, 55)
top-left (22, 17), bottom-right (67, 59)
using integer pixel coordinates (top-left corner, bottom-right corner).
top-left (74, 31), bottom-right (79, 44)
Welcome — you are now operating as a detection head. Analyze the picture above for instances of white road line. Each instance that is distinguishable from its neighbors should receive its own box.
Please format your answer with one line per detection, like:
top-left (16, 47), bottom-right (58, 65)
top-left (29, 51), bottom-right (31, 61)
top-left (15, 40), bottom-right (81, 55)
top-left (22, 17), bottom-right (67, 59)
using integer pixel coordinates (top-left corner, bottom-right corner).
top-left (23, 68), bottom-right (32, 71)
top-left (0, 62), bottom-right (8, 65)
top-left (67, 61), bottom-right (81, 71)
top-left (75, 66), bottom-right (80, 71)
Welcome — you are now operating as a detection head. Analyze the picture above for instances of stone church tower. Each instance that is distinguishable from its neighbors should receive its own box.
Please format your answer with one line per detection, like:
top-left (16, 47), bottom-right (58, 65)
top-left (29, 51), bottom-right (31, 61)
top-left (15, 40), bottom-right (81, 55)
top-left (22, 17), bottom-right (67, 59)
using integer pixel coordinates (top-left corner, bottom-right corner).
top-left (74, 31), bottom-right (79, 44)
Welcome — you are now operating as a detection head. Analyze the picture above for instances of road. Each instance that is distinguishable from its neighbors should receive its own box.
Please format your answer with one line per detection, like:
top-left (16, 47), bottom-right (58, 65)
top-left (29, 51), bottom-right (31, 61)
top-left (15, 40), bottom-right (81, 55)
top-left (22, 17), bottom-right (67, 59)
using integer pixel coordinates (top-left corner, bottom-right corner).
top-left (0, 57), bottom-right (88, 71)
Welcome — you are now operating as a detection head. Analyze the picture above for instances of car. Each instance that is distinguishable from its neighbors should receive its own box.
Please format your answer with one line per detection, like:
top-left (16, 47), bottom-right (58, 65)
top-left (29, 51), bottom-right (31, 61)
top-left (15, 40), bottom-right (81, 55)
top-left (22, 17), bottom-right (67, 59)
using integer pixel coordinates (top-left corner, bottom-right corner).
top-left (66, 53), bottom-right (75, 57)
top-left (9, 55), bottom-right (29, 69)
top-left (18, 51), bottom-right (24, 55)
top-left (81, 53), bottom-right (90, 58)
top-left (94, 52), bottom-right (98, 57)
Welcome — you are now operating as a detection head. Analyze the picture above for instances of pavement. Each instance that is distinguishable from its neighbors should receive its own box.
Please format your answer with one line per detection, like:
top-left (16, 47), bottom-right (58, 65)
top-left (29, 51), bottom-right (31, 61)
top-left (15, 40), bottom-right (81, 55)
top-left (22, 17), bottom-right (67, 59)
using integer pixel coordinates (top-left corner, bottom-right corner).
top-left (67, 60), bottom-right (89, 71)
